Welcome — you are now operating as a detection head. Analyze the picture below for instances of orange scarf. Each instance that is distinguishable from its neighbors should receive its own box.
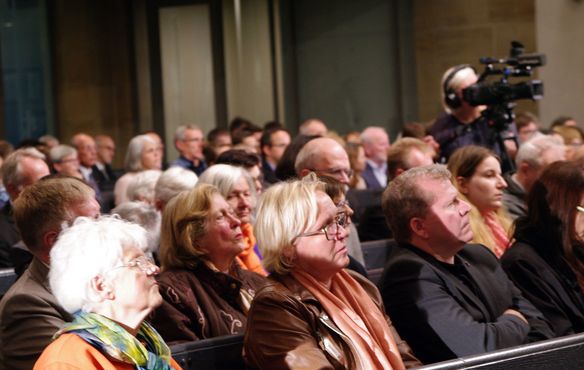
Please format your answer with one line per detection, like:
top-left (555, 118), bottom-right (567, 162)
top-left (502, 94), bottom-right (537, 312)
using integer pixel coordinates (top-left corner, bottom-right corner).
top-left (482, 212), bottom-right (510, 258)
top-left (292, 270), bottom-right (404, 370)
top-left (235, 223), bottom-right (268, 276)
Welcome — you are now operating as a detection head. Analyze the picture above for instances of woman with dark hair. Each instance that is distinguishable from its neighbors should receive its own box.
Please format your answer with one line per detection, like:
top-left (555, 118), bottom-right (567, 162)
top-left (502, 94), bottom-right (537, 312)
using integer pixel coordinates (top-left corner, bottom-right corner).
top-left (502, 160), bottom-right (584, 336)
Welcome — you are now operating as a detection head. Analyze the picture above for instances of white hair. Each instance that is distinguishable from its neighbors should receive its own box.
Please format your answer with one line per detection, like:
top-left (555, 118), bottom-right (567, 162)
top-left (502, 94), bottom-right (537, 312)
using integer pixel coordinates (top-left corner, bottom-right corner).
top-left (49, 145), bottom-right (77, 163)
top-left (112, 202), bottom-right (161, 254)
top-left (515, 134), bottom-right (565, 167)
top-left (441, 65), bottom-right (477, 113)
top-left (155, 166), bottom-right (198, 207)
top-left (198, 164), bottom-right (256, 204)
top-left (126, 169), bottom-right (162, 204)
top-left (124, 135), bottom-right (157, 172)
top-left (49, 215), bottom-right (148, 313)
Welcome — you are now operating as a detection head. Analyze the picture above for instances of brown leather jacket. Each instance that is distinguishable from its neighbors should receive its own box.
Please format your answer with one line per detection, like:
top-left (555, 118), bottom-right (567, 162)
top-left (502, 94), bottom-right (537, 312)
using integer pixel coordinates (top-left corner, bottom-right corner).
top-left (243, 270), bottom-right (421, 369)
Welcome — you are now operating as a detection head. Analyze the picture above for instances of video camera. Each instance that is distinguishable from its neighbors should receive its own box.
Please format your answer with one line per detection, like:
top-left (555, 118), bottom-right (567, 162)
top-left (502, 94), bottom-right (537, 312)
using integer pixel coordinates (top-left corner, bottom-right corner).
top-left (463, 41), bottom-right (546, 107)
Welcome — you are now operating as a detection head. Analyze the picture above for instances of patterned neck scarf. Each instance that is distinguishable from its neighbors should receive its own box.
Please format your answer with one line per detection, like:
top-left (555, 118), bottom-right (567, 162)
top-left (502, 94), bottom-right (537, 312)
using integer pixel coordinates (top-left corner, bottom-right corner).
top-left (55, 311), bottom-right (173, 369)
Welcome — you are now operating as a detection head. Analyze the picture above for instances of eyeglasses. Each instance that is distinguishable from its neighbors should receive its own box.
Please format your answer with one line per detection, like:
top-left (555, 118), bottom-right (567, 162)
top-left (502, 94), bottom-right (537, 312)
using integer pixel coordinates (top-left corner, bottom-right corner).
top-left (336, 199), bottom-right (350, 209)
top-left (295, 212), bottom-right (347, 241)
top-left (109, 255), bottom-right (157, 274)
top-left (577, 206), bottom-right (584, 214)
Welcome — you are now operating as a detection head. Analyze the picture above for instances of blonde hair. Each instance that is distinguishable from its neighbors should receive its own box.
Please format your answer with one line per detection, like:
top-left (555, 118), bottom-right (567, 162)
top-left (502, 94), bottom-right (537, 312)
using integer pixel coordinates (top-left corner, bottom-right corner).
top-left (255, 175), bottom-right (325, 274)
top-left (159, 184), bottom-right (218, 270)
top-left (447, 146), bottom-right (512, 253)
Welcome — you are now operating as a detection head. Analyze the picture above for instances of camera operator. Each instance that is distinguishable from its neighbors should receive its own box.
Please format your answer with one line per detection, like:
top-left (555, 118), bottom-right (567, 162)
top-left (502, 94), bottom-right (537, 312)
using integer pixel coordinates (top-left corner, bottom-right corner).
top-left (429, 65), bottom-right (517, 165)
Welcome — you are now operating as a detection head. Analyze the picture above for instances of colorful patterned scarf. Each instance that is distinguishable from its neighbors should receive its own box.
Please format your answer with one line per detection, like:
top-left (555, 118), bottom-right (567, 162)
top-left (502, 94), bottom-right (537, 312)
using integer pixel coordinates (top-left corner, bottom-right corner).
top-left (55, 311), bottom-right (173, 369)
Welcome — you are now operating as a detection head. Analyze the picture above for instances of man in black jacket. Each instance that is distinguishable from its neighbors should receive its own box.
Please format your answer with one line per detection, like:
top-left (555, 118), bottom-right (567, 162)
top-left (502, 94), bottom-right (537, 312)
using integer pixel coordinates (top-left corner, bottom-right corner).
top-left (379, 164), bottom-right (554, 364)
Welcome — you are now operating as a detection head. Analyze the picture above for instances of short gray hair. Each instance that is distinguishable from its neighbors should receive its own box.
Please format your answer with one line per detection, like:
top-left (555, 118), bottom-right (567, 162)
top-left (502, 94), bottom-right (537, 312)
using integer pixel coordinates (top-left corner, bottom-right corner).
top-left (49, 215), bottom-right (148, 313)
top-left (124, 134), bottom-right (157, 172)
top-left (198, 164), bottom-right (256, 203)
top-left (1, 147), bottom-right (46, 188)
top-left (126, 169), bottom-right (162, 204)
top-left (174, 124), bottom-right (202, 142)
top-left (112, 202), bottom-right (161, 254)
top-left (49, 145), bottom-right (77, 163)
top-left (515, 134), bottom-right (565, 168)
top-left (155, 166), bottom-right (198, 208)
top-left (382, 164), bottom-right (451, 243)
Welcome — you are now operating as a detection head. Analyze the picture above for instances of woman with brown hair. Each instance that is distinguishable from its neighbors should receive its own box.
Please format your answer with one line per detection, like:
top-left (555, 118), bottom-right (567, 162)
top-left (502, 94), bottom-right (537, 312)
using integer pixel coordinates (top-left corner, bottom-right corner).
top-left (447, 145), bottom-right (513, 257)
top-left (502, 160), bottom-right (584, 336)
top-left (150, 184), bottom-right (267, 343)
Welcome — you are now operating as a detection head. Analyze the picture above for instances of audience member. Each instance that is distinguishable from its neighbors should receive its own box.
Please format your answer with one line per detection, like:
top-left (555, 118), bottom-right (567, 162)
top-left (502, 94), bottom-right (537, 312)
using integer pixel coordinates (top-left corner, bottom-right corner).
top-left (143, 130), bottom-right (166, 166)
top-left (171, 124), bottom-right (207, 176)
top-left (71, 133), bottom-right (102, 203)
top-left (515, 112), bottom-right (540, 144)
top-left (275, 134), bottom-right (319, 181)
top-left (0, 177), bottom-right (100, 369)
top-left (387, 138), bottom-right (434, 182)
top-left (37, 135), bottom-right (59, 159)
top-left (295, 137), bottom-right (365, 265)
top-left (0, 140), bottom-right (14, 209)
top-left (346, 141), bottom-right (367, 189)
top-left (232, 125), bottom-right (262, 155)
top-left (94, 134), bottom-right (119, 181)
top-left (552, 125), bottom-right (584, 160)
top-left (0, 148), bottom-right (50, 270)
top-left (154, 166), bottom-right (198, 212)
top-left (448, 146), bottom-right (512, 257)
top-left (298, 118), bottom-right (327, 136)
top-left (244, 176), bottom-right (420, 369)
top-left (502, 161), bottom-right (584, 337)
top-left (125, 169), bottom-right (162, 205)
top-left (205, 128), bottom-right (232, 165)
top-left (550, 115), bottom-right (578, 129)
top-left (33, 216), bottom-right (180, 369)
top-left (198, 164), bottom-right (266, 275)
top-left (111, 201), bottom-right (161, 256)
top-left (401, 122), bottom-right (440, 156)
top-left (379, 165), bottom-right (554, 364)
top-left (115, 134), bottom-right (162, 206)
top-left (361, 126), bottom-right (391, 189)
top-left (503, 135), bottom-right (566, 220)
top-left (150, 184), bottom-right (268, 342)
top-left (260, 128), bottom-right (291, 185)
top-left (49, 145), bottom-right (83, 179)
top-left (216, 149), bottom-right (264, 194)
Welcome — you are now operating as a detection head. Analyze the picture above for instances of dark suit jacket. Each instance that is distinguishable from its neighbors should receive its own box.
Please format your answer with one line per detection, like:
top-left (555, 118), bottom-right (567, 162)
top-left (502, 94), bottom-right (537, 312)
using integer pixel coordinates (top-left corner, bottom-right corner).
top-left (361, 162), bottom-right (383, 189)
top-left (261, 158), bottom-right (279, 185)
top-left (380, 243), bottom-right (554, 364)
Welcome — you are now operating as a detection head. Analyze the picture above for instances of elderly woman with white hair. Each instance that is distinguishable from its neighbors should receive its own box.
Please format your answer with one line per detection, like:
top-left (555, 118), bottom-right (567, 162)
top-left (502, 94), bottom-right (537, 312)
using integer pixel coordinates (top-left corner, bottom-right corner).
top-left (244, 176), bottom-right (420, 369)
top-left (33, 216), bottom-right (181, 369)
top-left (114, 134), bottom-right (162, 206)
top-left (150, 184), bottom-right (267, 343)
top-left (49, 144), bottom-right (83, 179)
top-left (198, 164), bottom-right (266, 276)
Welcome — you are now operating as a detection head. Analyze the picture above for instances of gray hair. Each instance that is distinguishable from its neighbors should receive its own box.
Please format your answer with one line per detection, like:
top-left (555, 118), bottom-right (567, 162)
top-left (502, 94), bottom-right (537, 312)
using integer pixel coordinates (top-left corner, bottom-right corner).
top-left (515, 134), bottom-right (565, 168)
top-left (49, 215), bottom-right (148, 313)
top-left (441, 65), bottom-right (477, 113)
top-left (124, 134), bottom-right (156, 172)
top-left (155, 166), bottom-right (198, 208)
top-left (360, 126), bottom-right (388, 145)
top-left (112, 202), bottom-right (161, 254)
top-left (49, 145), bottom-right (77, 163)
top-left (382, 164), bottom-right (451, 243)
top-left (174, 124), bottom-right (202, 142)
top-left (126, 169), bottom-right (162, 204)
top-left (1, 147), bottom-right (46, 188)
top-left (198, 164), bottom-right (256, 203)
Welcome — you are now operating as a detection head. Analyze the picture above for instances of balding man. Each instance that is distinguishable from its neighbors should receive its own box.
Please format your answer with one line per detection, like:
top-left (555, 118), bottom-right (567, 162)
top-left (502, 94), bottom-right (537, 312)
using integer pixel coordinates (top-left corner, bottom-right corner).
top-left (295, 137), bottom-right (365, 266)
top-left (0, 148), bottom-right (50, 270)
top-left (0, 177), bottom-right (101, 369)
top-left (71, 133), bottom-right (103, 207)
top-left (298, 118), bottom-right (328, 137)
top-left (361, 126), bottom-right (391, 189)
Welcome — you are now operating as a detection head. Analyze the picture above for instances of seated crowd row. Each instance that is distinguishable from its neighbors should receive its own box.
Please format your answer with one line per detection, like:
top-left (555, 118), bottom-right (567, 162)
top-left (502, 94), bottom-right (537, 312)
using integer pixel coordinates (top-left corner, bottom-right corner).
top-left (0, 115), bottom-right (582, 369)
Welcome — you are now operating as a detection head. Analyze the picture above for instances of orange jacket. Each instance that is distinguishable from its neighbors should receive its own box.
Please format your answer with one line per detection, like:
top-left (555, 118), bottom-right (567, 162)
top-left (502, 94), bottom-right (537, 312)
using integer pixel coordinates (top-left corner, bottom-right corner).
top-left (33, 333), bottom-right (182, 370)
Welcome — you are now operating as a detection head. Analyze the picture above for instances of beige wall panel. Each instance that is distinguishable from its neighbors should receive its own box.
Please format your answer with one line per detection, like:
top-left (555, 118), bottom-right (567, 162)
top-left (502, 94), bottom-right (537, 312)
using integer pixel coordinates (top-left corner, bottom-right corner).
top-left (223, 0), bottom-right (274, 125)
top-left (536, 0), bottom-right (584, 127)
top-left (159, 5), bottom-right (216, 161)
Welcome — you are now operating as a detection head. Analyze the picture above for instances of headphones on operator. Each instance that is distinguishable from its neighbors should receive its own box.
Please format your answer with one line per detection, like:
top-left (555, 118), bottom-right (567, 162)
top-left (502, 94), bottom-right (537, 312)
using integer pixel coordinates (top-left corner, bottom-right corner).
top-left (443, 64), bottom-right (476, 109)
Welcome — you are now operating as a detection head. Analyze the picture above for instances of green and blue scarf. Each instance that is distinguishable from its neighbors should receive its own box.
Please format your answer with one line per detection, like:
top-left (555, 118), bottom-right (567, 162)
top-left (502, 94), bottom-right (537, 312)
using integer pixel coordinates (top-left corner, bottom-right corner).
top-left (55, 311), bottom-right (173, 370)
